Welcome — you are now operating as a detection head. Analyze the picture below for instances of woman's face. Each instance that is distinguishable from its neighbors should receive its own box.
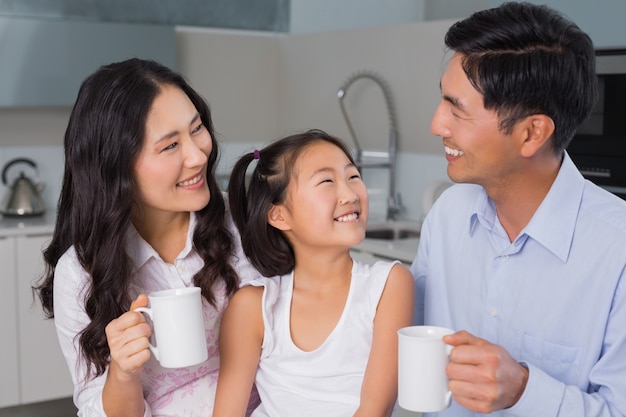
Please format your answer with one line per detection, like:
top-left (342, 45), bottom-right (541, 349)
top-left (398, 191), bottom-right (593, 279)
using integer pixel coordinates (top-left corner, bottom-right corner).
top-left (133, 84), bottom-right (212, 219)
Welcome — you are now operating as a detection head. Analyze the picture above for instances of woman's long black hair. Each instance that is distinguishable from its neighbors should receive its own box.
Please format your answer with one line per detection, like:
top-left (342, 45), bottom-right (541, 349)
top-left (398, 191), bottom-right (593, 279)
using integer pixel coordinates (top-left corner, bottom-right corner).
top-left (35, 58), bottom-right (240, 379)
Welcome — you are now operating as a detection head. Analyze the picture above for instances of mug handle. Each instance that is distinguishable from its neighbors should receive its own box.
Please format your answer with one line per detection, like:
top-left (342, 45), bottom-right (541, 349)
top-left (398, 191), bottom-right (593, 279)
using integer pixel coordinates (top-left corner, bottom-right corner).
top-left (444, 342), bottom-right (454, 405)
top-left (134, 307), bottom-right (160, 361)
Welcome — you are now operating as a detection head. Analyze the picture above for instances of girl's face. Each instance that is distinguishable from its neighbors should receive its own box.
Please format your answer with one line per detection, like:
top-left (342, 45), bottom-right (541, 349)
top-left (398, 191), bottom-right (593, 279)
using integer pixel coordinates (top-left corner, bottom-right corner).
top-left (271, 141), bottom-right (369, 250)
top-left (133, 84), bottom-right (212, 219)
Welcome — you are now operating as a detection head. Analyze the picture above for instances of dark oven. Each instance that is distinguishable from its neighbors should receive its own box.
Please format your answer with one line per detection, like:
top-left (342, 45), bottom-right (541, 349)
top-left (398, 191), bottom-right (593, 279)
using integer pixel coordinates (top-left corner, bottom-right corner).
top-left (567, 49), bottom-right (626, 200)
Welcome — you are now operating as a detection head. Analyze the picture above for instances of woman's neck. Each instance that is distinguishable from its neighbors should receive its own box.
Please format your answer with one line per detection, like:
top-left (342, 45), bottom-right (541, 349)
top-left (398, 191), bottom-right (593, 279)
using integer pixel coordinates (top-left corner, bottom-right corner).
top-left (133, 210), bottom-right (191, 264)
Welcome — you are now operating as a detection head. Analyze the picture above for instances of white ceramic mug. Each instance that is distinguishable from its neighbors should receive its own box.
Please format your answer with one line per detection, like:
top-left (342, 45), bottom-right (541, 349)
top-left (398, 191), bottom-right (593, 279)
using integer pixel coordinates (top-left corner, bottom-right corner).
top-left (135, 287), bottom-right (208, 368)
top-left (398, 325), bottom-right (454, 413)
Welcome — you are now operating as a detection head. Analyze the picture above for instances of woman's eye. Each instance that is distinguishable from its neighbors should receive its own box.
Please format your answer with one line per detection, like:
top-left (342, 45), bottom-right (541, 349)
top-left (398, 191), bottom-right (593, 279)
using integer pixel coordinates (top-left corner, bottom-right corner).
top-left (162, 142), bottom-right (178, 152)
top-left (192, 123), bottom-right (204, 134)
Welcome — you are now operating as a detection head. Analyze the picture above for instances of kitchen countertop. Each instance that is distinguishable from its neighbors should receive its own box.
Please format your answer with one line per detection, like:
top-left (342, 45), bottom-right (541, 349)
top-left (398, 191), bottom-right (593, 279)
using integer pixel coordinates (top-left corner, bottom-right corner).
top-left (0, 210), bottom-right (56, 237)
top-left (353, 237), bottom-right (419, 264)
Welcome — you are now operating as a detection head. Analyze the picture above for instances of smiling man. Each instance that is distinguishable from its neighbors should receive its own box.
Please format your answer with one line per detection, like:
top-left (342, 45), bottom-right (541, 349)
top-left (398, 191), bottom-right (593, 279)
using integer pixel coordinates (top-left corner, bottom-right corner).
top-left (411, 2), bottom-right (626, 417)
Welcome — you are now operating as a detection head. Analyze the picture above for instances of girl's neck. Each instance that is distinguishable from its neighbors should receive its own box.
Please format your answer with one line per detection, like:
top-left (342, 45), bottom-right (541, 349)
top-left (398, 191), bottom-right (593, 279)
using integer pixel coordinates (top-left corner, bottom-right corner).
top-left (292, 250), bottom-right (353, 291)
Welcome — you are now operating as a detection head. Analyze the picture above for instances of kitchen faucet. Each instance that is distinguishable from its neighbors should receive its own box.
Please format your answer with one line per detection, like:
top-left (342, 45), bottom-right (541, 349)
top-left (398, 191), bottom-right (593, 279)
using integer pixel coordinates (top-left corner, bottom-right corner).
top-left (337, 70), bottom-right (402, 221)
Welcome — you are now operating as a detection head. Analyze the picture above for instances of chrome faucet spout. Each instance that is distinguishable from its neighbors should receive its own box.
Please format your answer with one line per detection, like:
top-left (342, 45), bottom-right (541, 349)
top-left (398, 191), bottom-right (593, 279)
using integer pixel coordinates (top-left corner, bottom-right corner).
top-left (337, 70), bottom-right (402, 221)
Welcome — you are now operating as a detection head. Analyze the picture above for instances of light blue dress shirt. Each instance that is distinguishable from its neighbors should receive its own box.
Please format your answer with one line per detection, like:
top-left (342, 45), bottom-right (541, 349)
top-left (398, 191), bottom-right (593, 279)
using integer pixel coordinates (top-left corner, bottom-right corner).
top-left (411, 153), bottom-right (626, 417)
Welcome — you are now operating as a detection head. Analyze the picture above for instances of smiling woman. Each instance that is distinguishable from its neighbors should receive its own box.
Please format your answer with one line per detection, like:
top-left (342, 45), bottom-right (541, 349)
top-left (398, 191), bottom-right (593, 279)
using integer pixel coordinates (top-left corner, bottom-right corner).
top-left (33, 58), bottom-right (260, 417)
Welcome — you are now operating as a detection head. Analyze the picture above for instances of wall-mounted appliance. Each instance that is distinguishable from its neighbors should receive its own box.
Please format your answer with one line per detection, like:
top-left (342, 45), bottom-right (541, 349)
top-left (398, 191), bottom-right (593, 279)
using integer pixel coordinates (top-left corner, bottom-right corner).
top-left (568, 49), bottom-right (626, 200)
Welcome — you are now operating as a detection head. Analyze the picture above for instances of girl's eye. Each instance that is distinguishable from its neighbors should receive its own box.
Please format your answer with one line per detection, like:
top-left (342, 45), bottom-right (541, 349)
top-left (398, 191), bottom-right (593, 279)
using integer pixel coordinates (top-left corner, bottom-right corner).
top-left (319, 178), bottom-right (333, 185)
top-left (192, 123), bottom-right (204, 134)
top-left (350, 174), bottom-right (362, 180)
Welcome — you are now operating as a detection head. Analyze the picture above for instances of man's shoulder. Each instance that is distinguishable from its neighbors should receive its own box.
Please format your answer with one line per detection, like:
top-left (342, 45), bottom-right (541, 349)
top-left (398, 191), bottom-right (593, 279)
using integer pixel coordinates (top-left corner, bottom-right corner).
top-left (580, 181), bottom-right (626, 234)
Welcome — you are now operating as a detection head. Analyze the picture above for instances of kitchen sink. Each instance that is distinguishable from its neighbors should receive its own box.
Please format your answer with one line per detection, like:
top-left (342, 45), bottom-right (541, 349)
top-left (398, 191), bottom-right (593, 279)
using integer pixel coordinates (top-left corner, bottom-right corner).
top-left (365, 221), bottom-right (421, 240)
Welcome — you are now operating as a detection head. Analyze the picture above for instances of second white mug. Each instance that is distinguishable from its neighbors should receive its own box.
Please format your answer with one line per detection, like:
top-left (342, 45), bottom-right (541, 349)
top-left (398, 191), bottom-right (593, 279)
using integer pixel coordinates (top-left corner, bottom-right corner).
top-left (135, 287), bottom-right (208, 368)
top-left (398, 325), bottom-right (454, 413)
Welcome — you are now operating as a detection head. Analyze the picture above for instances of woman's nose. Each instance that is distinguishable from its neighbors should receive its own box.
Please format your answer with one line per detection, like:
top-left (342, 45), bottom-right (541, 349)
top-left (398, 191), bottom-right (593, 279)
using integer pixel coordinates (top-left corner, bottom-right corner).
top-left (184, 138), bottom-right (209, 167)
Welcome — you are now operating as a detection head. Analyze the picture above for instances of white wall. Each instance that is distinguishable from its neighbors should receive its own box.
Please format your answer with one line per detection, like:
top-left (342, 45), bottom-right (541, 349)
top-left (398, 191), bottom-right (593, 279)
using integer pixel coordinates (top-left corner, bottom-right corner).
top-left (176, 27), bottom-right (282, 146)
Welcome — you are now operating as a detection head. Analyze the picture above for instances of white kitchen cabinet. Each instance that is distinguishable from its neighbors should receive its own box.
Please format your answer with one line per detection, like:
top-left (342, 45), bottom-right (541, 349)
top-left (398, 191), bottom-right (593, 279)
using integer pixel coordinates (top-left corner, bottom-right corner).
top-left (0, 236), bottom-right (19, 407)
top-left (15, 234), bottom-right (73, 404)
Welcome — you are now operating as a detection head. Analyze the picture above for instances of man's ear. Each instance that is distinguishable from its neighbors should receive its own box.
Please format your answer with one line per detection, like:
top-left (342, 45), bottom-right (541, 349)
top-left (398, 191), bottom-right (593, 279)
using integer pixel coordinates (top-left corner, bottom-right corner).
top-left (519, 114), bottom-right (555, 158)
top-left (267, 204), bottom-right (291, 231)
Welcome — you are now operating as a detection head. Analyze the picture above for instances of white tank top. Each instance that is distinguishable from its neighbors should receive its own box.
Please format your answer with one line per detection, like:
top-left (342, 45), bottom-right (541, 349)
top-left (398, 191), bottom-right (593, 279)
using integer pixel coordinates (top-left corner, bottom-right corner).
top-left (243, 260), bottom-right (397, 417)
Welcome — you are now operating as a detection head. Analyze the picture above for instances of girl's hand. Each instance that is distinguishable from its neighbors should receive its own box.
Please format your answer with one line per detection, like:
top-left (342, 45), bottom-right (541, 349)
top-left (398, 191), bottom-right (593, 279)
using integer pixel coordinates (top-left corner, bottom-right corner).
top-left (105, 294), bottom-right (152, 379)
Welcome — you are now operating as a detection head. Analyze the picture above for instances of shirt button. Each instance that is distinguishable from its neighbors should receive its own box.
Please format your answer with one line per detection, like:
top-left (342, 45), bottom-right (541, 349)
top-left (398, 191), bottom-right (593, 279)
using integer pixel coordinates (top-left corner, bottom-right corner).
top-left (489, 308), bottom-right (498, 317)
top-left (177, 263), bottom-right (185, 273)
top-left (502, 255), bottom-right (509, 261)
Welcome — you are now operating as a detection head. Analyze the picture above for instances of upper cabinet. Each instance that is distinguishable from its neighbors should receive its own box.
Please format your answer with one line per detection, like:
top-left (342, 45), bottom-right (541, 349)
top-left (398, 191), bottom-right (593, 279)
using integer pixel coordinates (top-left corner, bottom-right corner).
top-left (0, 16), bottom-right (176, 107)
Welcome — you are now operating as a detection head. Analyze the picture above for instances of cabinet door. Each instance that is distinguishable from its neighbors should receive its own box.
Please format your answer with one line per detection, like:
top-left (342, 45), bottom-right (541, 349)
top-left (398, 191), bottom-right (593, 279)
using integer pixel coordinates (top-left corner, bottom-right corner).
top-left (16, 234), bottom-right (73, 404)
top-left (0, 16), bottom-right (175, 106)
top-left (0, 236), bottom-right (19, 407)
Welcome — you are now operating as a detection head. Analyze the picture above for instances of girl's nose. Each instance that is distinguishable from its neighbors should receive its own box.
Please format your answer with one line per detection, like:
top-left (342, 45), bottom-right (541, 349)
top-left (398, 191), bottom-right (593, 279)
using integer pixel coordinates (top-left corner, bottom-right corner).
top-left (338, 183), bottom-right (359, 205)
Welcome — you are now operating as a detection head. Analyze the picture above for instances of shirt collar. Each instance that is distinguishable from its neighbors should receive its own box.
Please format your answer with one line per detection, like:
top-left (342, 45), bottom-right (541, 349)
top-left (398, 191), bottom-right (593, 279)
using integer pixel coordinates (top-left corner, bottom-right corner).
top-left (126, 212), bottom-right (197, 271)
top-left (469, 152), bottom-right (585, 262)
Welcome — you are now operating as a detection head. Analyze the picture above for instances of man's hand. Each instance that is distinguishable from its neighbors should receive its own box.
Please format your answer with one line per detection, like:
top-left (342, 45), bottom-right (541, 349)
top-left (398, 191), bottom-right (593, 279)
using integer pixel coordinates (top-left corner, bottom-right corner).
top-left (444, 330), bottom-right (529, 414)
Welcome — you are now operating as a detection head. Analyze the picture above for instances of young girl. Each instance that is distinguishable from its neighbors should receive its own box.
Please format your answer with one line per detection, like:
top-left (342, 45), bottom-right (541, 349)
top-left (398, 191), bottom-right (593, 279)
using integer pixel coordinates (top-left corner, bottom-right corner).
top-left (214, 129), bottom-right (415, 417)
top-left (35, 58), bottom-right (258, 417)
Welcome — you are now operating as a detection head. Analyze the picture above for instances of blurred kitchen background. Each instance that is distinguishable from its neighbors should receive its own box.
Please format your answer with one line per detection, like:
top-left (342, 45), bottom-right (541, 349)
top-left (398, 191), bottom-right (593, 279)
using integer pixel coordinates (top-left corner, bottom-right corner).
top-left (2, 0), bottom-right (624, 223)
top-left (1, 1), bottom-right (625, 416)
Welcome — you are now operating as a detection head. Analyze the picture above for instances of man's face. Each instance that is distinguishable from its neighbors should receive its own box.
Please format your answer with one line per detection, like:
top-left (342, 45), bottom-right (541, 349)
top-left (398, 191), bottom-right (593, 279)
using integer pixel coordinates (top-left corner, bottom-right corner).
top-left (430, 53), bottom-right (521, 189)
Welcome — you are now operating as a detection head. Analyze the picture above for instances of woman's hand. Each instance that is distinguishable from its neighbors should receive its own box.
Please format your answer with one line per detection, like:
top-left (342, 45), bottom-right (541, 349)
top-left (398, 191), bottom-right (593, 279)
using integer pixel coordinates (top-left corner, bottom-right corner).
top-left (105, 294), bottom-right (152, 378)
top-left (102, 295), bottom-right (152, 417)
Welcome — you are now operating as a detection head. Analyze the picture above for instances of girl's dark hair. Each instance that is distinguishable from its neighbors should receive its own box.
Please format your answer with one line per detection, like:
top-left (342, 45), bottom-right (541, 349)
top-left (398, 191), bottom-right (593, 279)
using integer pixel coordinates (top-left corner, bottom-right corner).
top-left (35, 58), bottom-right (240, 379)
top-left (228, 129), bottom-right (356, 277)
top-left (445, 2), bottom-right (598, 154)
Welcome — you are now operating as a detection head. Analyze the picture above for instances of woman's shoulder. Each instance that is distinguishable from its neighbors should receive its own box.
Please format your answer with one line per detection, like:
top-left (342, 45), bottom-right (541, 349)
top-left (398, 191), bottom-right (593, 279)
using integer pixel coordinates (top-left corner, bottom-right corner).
top-left (56, 245), bottom-right (82, 273)
top-left (54, 245), bottom-right (91, 310)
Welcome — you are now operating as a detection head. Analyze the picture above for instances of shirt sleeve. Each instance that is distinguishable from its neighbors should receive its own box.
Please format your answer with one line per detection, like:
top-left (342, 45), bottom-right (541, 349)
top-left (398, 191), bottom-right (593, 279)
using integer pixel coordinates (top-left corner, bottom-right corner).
top-left (224, 203), bottom-right (261, 285)
top-left (410, 215), bottom-right (429, 326)
top-left (53, 248), bottom-right (152, 417)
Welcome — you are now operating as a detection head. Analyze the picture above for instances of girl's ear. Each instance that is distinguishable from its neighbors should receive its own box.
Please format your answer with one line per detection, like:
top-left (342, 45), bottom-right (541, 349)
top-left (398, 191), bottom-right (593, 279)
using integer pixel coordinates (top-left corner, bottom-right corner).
top-left (268, 204), bottom-right (292, 231)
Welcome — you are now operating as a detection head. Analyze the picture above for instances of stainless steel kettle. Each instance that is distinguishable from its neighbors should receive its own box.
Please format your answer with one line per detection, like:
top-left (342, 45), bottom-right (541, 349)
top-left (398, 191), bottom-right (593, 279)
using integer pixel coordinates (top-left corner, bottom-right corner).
top-left (0, 158), bottom-right (46, 216)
